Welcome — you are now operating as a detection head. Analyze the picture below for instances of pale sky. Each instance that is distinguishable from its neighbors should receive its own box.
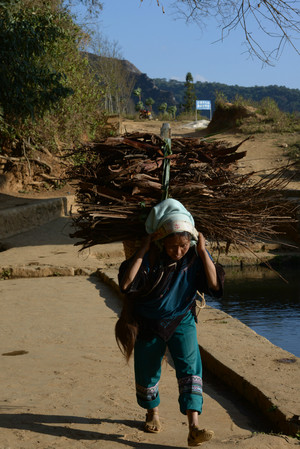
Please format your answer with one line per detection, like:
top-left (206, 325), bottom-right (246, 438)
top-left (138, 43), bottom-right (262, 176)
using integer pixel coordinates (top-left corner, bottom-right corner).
top-left (72, 0), bottom-right (300, 90)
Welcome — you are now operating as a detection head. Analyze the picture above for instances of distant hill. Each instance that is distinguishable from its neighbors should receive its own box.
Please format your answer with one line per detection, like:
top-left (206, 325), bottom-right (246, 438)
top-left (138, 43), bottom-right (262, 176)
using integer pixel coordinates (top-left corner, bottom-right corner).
top-left (84, 52), bottom-right (300, 114)
top-left (152, 78), bottom-right (300, 114)
top-left (119, 60), bottom-right (177, 112)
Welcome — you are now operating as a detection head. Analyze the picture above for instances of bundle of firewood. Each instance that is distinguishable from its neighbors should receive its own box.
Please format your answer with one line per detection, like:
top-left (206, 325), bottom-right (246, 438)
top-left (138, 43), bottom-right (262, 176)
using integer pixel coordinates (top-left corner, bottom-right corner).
top-left (69, 132), bottom-right (295, 250)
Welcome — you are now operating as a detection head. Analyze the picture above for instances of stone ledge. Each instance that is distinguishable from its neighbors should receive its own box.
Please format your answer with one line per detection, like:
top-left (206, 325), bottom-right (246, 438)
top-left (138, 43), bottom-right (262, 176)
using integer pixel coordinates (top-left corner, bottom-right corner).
top-left (0, 265), bottom-right (96, 279)
top-left (0, 197), bottom-right (72, 239)
top-left (198, 307), bottom-right (299, 437)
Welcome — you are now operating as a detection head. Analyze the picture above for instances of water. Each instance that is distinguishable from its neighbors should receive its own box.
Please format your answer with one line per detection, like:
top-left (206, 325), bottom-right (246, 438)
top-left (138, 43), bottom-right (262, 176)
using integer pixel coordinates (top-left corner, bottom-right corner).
top-left (208, 265), bottom-right (300, 357)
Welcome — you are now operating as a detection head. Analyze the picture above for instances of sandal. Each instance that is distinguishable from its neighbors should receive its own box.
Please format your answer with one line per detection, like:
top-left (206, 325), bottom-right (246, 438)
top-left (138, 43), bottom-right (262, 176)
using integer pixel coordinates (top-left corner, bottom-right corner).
top-left (144, 410), bottom-right (162, 433)
top-left (188, 427), bottom-right (214, 446)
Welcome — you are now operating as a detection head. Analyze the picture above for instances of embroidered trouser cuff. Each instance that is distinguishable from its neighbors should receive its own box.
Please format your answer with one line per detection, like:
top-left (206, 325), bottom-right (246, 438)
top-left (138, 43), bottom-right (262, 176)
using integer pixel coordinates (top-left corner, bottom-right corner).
top-left (134, 311), bottom-right (203, 414)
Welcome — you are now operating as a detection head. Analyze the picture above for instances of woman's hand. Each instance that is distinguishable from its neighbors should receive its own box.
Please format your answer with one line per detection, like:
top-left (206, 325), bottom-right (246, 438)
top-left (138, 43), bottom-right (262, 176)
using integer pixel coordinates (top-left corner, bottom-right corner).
top-left (140, 234), bottom-right (152, 253)
top-left (196, 232), bottom-right (220, 291)
top-left (120, 234), bottom-right (152, 291)
top-left (197, 232), bottom-right (206, 254)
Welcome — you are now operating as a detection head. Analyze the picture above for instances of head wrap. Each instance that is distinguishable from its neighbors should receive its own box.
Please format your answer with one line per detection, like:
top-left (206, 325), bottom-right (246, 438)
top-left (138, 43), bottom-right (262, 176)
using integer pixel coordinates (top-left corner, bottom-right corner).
top-left (145, 199), bottom-right (198, 243)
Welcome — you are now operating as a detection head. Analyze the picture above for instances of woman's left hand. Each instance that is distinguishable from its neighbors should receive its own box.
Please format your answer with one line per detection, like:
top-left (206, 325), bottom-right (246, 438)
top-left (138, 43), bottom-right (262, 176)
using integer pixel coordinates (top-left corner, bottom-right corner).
top-left (197, 232), bottom-right (206, 254)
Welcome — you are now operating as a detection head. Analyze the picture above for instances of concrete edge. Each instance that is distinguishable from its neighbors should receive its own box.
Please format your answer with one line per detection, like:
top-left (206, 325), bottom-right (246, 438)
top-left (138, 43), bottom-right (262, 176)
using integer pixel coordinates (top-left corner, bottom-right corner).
top-left (0, 265), bottom-right (96, 279)
top-left (199, 345), bottom-right (299, 437)
top-left (0, 196), bottom-right (77, 240)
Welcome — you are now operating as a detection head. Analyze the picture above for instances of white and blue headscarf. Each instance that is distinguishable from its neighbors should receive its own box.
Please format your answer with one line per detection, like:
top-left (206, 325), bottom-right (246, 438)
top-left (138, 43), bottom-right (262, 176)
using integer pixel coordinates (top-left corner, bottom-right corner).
top-left (145, 199), bottom-right (198, 245)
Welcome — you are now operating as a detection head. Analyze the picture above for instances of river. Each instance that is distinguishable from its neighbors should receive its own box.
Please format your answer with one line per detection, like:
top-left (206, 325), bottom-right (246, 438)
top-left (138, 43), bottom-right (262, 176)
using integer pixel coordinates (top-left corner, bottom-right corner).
top-left (208, 265), bottom-right (300, 357)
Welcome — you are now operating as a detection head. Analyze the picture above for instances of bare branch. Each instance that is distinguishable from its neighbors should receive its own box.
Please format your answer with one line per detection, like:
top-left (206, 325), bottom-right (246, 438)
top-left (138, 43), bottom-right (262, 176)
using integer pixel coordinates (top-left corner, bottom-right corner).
top-left (166, 0), bottom-right (300, 63)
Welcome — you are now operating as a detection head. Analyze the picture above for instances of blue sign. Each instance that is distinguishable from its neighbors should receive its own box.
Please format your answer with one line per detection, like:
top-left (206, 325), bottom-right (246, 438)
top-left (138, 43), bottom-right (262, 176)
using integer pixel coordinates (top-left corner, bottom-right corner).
top-left (196, 100), bottom-right (211, 110)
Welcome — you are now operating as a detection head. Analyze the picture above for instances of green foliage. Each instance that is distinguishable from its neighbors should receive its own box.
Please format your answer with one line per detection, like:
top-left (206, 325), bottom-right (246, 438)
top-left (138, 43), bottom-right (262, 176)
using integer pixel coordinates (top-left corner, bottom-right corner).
top-left (167, 105), bottom-right (177, 119)
top-left (0, 1), bottom-right (105, 154)
top-left (176, 111), bottom-right (196, 121)
top-left (214, 91), bottom-right (228, 108)
top-left (145, 97), bottom-right (155, 111)
top-left (135, 101), bottom-right (144, 112)
top-left (237, 97), bottom-right (300, 134)
top-left (285, 140), bottom-right (300, 162)
top-left (257, 97), bottom-right (281, 118)
top-left (153, 78), bottom-right (300, 114)
top-left (211, 92), bottom-right (300, 134)
top-left (0, 1), bottom-right (74, 122)
top-left (0, 268), bottom-right (12, 280)
top-left (183, 72), bottom-right (196, 113)
top-left (158, 102), bottom-right (168, 113)
top-left (133, 87), bottom-right (142, 101)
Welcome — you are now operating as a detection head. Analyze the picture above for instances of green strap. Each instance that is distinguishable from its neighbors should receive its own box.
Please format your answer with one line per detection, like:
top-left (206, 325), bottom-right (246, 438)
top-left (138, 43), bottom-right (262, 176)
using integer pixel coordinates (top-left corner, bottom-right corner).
top-left (161, 137), bottom-right (172, 201)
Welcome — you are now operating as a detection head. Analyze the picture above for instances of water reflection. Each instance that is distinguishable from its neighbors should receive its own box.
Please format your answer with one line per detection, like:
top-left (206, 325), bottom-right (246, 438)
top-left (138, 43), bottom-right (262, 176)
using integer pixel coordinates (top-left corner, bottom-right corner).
top-left (208, 266), bottom-right (300, 357)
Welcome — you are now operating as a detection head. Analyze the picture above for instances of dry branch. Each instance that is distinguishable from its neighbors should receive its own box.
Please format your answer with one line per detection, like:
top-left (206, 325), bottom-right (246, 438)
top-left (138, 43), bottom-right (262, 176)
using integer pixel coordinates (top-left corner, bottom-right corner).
top-left (69, 132), bottom-right (297, 251)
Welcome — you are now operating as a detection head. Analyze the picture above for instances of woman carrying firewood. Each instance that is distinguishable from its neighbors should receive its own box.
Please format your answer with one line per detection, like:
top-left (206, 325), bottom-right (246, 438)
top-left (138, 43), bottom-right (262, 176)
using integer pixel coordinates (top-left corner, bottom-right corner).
top-left (116, 198), bottom-right (224, 447)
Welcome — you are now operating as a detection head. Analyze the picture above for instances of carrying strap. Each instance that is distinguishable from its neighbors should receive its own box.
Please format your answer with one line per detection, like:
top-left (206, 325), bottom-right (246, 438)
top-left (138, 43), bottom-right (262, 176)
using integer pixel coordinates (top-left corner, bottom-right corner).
top-left (196, 291), bottom-right (206, 317)
top-left (161, 137), bottom-right (172, 201)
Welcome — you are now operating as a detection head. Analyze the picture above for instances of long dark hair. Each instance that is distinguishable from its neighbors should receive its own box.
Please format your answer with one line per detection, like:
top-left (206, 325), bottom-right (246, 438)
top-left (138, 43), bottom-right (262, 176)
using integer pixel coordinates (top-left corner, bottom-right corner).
top-left (115, 296), bottom-right (138, 362)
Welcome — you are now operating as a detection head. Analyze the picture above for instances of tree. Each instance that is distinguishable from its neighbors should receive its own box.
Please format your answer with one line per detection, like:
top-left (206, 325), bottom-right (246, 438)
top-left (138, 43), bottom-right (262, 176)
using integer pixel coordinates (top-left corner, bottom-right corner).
top-left (135, 100), bottom-right (144, 111)
top-left (146, 0), bottom-right (300, 64)
top-left (159, 102), bottom-right (168, 114)
top-left (0, 2), bottom-right (74, 122)
top-left (133, 87), bottom-right (142, 102)
top-left (0, 1), bottom-right (104, 152)
top-left (89, 33), bottom-right (135, 115)
top-left (145, 97), bottom-right (155, 112)
top-left (168, 105), bottom-right (177, 119)
top-left (183, 72), bottom-right (196, 114)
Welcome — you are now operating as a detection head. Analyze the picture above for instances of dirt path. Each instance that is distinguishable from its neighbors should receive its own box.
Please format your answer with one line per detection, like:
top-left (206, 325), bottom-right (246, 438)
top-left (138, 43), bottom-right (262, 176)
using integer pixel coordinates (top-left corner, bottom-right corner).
top-left (120, 119), bottom-right (299, 190)
top-left (1, 276), bottom-right (298, 449)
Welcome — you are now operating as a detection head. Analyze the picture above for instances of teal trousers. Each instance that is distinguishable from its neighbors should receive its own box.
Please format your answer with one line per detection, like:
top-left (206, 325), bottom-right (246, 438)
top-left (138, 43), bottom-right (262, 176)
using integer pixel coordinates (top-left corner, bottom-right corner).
top-left (134, 311), bottom-right (203, 415)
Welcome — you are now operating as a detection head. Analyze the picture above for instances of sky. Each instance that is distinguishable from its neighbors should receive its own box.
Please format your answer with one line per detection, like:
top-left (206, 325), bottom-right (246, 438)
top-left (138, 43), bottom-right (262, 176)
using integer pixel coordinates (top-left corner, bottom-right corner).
top-left (72, 0), bottom-right (300, 90)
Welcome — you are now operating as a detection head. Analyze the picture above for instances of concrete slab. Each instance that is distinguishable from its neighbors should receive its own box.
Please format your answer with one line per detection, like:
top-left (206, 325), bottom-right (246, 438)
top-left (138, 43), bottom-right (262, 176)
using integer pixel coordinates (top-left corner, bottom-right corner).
top-left (0, 194), bottom-right (76, 239)
top-left (0, 216), bottom-right (124, 278)
top-left (0, 276), bottom-right (298, 449)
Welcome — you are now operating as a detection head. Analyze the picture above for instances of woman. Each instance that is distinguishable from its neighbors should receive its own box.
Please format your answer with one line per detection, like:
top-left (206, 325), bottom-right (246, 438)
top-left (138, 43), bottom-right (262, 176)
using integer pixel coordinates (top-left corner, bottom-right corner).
top-left (116, 199), bottom-right (224, 447)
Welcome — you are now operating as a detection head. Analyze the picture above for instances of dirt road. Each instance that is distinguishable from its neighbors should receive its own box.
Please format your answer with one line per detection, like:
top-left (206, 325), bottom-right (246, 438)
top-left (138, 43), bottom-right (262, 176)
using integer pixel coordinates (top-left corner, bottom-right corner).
top-left (1, 275), bottom-right (298, 449)
top-left (120, 118), bottom-right (297, 179)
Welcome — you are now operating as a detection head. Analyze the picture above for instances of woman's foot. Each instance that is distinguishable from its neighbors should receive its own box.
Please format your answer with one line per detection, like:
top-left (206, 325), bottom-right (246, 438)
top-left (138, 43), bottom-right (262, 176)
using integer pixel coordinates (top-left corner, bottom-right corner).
top-left (187, 427), bottom-right (214, 446)
top-left (144, 410), bottom-right (162, 433)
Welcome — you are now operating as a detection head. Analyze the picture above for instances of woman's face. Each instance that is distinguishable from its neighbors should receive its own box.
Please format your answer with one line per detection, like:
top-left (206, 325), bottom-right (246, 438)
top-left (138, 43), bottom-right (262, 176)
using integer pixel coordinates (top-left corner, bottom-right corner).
top-left (163, 234), bottom-right (191, 261)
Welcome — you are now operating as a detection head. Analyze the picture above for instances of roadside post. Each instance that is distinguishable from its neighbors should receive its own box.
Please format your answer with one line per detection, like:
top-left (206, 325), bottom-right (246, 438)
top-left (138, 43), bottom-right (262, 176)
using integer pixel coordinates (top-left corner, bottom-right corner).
top-left (160, 123), bottom-right (172, 201)
top-left (196, 100), bottom-right (212, 121)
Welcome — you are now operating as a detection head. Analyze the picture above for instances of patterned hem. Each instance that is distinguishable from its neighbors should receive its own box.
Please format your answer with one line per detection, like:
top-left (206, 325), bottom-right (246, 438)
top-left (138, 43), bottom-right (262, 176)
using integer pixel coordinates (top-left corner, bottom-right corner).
top-left (136, 381), bottom-right (159, 402)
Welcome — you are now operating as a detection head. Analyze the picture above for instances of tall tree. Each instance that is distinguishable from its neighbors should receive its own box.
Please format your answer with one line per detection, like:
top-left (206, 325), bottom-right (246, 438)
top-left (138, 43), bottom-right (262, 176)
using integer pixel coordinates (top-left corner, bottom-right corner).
top-left (145, 97), bottom-right (155, 112)
top-left (168, 105), bottom-right (177, 119)
top-left (133, 87), bottom-right (142, 102)
top-left (159, 102), bottom-right (168, 114)
top-left (0, 2), bottom-right (74, 121)
top-left (89, 34), bottom-right (135, 115)
top-left (183, 72), bottom-right (196, 114)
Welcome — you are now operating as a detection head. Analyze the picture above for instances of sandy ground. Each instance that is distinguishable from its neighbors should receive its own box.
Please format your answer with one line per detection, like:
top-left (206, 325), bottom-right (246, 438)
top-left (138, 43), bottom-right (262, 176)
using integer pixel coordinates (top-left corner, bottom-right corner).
top-left (1, 275), bottom-right (298, 449)
top-left (120, 118), bottom-right (299, 190)
top-left (0, 119), bottom-right (299, 448)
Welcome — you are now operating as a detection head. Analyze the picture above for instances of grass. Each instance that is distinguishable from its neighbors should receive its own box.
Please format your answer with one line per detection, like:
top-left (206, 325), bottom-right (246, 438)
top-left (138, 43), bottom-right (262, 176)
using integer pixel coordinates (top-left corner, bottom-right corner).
top-left (214, 94), bottom-right (300, 135)
top-left (285, 140), bottom-right (300, 163)
top-left (0, 268), bottom-right (12, 280)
